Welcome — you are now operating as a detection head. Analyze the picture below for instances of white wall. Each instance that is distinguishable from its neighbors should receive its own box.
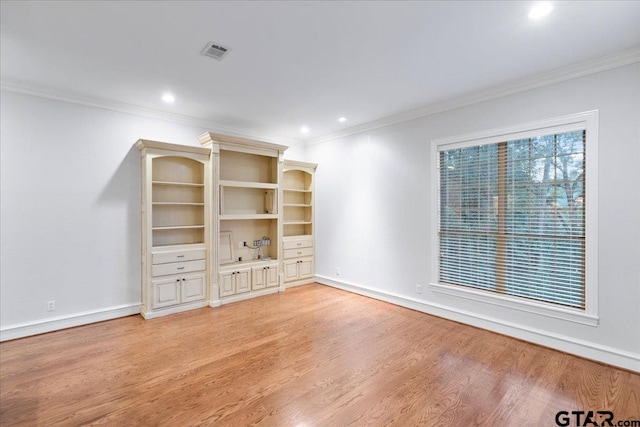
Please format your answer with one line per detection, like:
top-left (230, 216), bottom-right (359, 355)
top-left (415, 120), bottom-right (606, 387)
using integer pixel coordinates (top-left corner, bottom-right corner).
top-left (306, 63), bottom-right (640, 371)
top-left (1, 63), bottom-right (638, 370)
top-left (0, 90), bottom-right (303, 337)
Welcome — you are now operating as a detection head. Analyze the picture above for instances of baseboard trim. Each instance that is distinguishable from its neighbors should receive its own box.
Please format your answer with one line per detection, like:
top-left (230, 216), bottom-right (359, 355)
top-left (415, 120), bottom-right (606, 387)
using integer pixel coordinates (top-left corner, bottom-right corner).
top-left (285, 278), bottom-right (315, 289)
top-left (141, 301), bottom-right (209, 320)
top-left (0, 303), bottom-right (141, 342)
top-left (315, 275), bottom-right (640, 372)
top-left (219, 287), bottom-right (280, 305)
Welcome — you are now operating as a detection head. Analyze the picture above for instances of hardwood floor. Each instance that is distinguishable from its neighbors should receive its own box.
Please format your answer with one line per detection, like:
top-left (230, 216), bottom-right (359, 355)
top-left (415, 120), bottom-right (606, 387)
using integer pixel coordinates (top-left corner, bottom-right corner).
top-left (1, 284), bottom-right (638, 426)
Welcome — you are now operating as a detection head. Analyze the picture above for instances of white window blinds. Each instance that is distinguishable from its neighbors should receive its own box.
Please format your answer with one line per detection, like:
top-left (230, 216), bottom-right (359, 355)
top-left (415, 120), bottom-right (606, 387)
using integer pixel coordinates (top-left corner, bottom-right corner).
top-left (438, 130), bottom-right (586, 309)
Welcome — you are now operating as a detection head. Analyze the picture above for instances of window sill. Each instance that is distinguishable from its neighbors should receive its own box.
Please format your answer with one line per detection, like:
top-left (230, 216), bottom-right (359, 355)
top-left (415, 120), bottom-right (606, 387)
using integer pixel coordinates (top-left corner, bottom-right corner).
top-left (430, 282), bottom-right (599, 327)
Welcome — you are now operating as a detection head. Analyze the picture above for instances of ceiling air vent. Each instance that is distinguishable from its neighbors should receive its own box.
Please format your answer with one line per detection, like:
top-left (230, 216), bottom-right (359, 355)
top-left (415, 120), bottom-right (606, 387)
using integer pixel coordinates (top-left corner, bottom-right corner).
top-left (201, 42), bottom-right (230, 61)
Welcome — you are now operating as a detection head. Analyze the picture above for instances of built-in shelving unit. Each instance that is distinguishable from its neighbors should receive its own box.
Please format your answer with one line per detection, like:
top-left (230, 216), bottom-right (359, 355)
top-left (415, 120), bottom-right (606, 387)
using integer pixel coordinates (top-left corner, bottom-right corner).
top-left (137, 135), bottom-right (316, 317)
top-left (199, 132), bottom-right (288, 306)
top-left (282, 160), bottom-right (317, 287)
top-left (136, 140), bottom-right (211, 318)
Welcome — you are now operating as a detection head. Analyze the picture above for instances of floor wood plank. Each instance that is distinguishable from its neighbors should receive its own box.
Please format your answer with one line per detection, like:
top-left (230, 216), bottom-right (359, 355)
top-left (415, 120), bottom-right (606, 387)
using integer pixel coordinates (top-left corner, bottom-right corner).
top-left (1, 284), bottom-right (638, 426)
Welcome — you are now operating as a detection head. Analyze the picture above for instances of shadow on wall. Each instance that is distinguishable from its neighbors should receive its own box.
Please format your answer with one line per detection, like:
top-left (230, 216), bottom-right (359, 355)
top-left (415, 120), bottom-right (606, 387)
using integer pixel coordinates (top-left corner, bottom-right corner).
top-left (93, 144), bottom-right (141, 303)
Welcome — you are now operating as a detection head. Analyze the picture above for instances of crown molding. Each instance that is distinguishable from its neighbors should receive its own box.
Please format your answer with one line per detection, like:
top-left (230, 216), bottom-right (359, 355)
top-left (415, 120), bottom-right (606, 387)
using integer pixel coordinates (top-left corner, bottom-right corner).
top-left (3, 47), bottom-right (638, 149)
top-left (305, 46), bottom-right (640, 146)
top-left (0, 80), bottom-right (305, 148)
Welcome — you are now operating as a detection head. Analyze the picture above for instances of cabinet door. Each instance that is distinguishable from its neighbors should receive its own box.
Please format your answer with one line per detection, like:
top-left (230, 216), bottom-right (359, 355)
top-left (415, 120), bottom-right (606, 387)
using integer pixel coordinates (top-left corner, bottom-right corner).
top-left (266, 266), bottom-right (279, 288)
top-left (181, 274), bottom-right (206, 303)
top-left (284, 260), bottom-right (299, 282)
top-left (152, 277), bottom-right (181, 309)
top-left (219, 271), bottom-right (235, 297)
top-left (298, 259), bottom-right (314, 279)
top-left (236, 269), bottom-right (251, 294)
top-left (252, 267), bottom-right (266, 290)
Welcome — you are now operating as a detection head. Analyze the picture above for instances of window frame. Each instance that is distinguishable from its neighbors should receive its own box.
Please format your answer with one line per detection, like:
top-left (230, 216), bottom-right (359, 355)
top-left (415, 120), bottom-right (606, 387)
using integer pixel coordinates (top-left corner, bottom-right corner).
top-left (430, 111), bottom-right (599, 326)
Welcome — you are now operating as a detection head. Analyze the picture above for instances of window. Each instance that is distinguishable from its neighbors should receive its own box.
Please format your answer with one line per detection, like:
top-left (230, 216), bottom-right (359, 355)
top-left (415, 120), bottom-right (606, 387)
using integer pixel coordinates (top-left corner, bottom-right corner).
top-left (431, 112), bottom-right (598, 325)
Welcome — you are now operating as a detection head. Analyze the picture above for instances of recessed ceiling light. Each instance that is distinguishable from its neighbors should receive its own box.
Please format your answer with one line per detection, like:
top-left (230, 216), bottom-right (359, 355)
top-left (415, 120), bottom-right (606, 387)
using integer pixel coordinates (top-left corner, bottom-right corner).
top-left (300, 126), bottom-right (310, 134)
top-left (529, 2), bottom-right (553, 20)
top-left (162, 93), bottom-right (175, 104)
top-left (338, 117), bottom-right (347, 123)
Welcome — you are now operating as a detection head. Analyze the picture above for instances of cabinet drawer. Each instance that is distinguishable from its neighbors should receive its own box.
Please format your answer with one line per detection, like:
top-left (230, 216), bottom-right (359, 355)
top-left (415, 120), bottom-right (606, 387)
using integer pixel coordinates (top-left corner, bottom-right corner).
top-left (283, 237), bottom-right (313, 250)
top-left (152, 259), bottom-right (206, 277)
top-left (152, 249), bottom-right (206, 265)
top-left (284, 247), bottom-right (314, 259)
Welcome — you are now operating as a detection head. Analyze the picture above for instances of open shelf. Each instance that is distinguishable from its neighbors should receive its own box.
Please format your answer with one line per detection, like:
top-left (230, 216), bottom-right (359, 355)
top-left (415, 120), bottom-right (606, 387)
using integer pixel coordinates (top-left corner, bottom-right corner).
top-left (152, 227), bottom-right (205, 247)
top-left (283, 169), bottom-right (312, 191)
top-left (151, 155), bottom-right (206, 246)
top-left (219, 150), bottom-right (278, 184)
top-left (282, 166), bottom-right (314, 240)
top-left (153, 225), bottom-right (205, 230)
top-left (283, 190), bottom-right (311, 205)
top-left (220, 186), bottom-right (277, 215)
top-left (284, 205), bottom-right (311, 223)
top-left (152, 156), bottom-right (204, 184)
top-left (220, 214), bottom-right (278, 220)
top-left (220, 180), bottom-right (277, 189)
top-left (152, 181), bottom-right (205, 187)
top-left (153, 204), bottom-right (204, 228)
top-left (153, 202), bottom-right (205, 206)
top-left (220, 218), bottom-right (278, 262)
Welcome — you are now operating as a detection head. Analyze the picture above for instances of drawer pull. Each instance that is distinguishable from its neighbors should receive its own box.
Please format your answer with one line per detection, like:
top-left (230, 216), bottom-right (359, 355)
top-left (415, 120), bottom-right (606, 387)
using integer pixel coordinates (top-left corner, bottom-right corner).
top-left (177, 267), bottom-right (185, 270)
top-left (177, 255), bottom-right (185, 258)
top-left (297, 243), bottom-right (302, 246)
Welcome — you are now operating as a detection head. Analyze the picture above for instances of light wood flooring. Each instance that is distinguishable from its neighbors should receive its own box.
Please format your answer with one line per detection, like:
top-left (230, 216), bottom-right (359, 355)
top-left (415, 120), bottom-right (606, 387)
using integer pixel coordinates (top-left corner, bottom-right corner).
top-left (1, 284), bottom-right (639, 426)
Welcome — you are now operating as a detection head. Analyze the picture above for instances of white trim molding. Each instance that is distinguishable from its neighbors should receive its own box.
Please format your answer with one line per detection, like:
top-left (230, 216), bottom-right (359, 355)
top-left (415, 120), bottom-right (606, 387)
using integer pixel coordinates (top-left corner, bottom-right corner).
top-left (306, 47), bottom-right (639, 145)
top-left (0, 303), bottom-right (141, 342)
top-left (430, 282), bottom-right (598, 326)
top-left (0, 80), bottom-right (305, 148)
top-left (430, 111), bottom-right (599, 324)
top-left (315, 275), bottom-right (640, 372)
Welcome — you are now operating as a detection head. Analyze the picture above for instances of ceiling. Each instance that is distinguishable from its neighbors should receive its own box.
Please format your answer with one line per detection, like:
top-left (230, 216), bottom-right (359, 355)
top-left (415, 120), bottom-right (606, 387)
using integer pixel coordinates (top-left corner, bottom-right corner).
top-left (1, 1), bottom-right (639, 143)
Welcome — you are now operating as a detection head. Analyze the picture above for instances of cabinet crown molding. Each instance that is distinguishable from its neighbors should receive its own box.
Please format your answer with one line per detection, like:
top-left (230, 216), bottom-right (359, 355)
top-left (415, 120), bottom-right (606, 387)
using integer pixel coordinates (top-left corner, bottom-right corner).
top-left (198, 132), bottom-right (288, 154)
top-left (136, 139), bottom-right (211, 156)
top-left (284, 159), bottom-right (318, 170)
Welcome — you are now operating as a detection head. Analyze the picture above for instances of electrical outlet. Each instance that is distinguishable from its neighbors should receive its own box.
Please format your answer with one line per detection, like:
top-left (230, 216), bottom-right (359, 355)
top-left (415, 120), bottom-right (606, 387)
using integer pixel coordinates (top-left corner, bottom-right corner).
top-left (416, 284), bottom-right (422, 294)
top-left (46, 300), bottom-right (56, 312)
top-left (336, 267), bottom-right (340, 276)
top-left (239, 241), bottom-right (245, 249)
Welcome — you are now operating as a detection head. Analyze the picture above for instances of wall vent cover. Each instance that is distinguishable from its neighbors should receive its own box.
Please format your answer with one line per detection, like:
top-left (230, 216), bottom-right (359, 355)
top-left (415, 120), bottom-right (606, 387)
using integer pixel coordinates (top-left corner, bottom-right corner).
top-left (201, 42), bottom-right (230, 60)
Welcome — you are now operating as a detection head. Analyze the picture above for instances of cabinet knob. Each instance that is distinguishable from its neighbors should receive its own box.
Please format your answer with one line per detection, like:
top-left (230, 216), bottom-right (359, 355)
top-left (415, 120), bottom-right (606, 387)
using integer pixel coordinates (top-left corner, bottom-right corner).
top-left (182, 278), bottom-right (185, 281)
